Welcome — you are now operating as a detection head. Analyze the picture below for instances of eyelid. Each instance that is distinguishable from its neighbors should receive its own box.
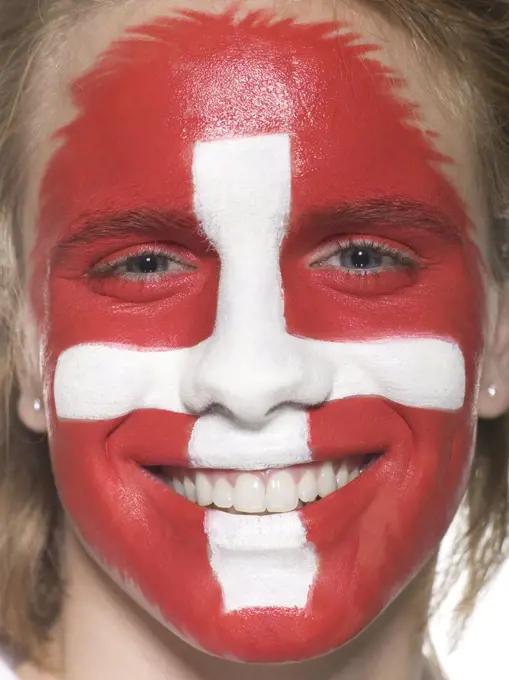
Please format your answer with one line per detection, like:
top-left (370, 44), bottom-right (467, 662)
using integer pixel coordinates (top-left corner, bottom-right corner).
top-left (309, 236), bottom-right (420, 269)
top-left (90, 243), bottom-right (196, 277)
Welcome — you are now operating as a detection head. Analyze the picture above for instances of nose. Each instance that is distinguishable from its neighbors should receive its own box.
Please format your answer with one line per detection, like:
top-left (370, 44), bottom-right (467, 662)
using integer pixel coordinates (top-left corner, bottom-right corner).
top-left (183, 327), bottom-right (331, 425)
top-left (181, 218), bottom-right (333, 424)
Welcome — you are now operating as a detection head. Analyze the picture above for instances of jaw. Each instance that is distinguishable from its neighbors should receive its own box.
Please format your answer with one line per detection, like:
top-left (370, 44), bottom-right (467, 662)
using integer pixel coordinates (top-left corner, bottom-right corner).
top-left (62, 523), bottom-right (437, 680)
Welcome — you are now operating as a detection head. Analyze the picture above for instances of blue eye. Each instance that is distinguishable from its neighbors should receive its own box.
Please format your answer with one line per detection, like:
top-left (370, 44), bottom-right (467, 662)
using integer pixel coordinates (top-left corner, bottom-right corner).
top-left (92, 248), bottom-right (195, 280)
top-left (124, 254), bottom-right (175, 275)
top-left (339, 246), bottom-right (384, 270)
top-left (314, 239), bottom-right (415, 275)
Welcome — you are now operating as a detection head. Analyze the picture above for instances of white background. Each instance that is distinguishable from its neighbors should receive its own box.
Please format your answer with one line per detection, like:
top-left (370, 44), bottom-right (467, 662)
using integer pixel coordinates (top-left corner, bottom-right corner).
top-left (431, 510), bottom-right (508, 680)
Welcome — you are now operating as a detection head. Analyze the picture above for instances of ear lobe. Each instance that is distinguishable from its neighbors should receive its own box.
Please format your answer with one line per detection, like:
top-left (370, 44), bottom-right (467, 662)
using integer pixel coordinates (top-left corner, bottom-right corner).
top-left (477, 372), bottom-right (509, 419)
top-left (15, 348), bottom-right (48, 434)
top-left (478, 283), bottom-right (509, 419)
top-left (13, 302), bottom-right (48, 434)
top-left (17, 391), bottom-right (47, 434)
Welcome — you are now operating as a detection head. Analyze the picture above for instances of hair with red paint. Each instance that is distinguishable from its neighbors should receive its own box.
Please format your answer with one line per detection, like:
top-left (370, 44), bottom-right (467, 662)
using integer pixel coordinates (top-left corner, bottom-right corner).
top-left (0, 0), bottom-right (508, 669)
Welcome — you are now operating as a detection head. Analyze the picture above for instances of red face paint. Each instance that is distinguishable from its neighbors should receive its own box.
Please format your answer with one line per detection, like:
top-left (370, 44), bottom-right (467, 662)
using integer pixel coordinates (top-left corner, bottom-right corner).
top-left (33, 9), bottom-right (484, 662)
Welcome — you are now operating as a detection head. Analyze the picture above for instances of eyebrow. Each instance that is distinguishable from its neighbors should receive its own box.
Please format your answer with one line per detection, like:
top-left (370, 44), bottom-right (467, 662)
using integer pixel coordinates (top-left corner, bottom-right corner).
top-left (52, 196), bottom-right (465, 260)
top-left (53, 207), bottom-right (199, 254)
top-left (300, 197), bottom-right (465, 241)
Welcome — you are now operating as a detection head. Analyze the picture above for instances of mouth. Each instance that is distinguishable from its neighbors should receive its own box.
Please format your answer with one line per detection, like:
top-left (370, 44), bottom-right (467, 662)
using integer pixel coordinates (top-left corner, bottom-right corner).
top-left (145, 453), bottom-right (382, 515)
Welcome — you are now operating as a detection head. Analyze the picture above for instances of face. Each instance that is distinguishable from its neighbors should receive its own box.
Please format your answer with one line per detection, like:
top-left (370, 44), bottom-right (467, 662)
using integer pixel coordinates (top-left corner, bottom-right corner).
top-left (26, 0), bottom-right (487, 664)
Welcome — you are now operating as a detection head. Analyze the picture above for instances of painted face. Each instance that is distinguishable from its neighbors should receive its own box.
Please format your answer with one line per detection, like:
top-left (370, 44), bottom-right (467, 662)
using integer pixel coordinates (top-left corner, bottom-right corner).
top-left (32, 8), bottom-right (484, 663)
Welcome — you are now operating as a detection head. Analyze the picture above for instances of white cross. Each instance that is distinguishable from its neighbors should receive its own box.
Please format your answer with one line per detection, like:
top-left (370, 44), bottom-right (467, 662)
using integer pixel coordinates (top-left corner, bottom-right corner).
top-left (52, 134), bottom-right (466, 612)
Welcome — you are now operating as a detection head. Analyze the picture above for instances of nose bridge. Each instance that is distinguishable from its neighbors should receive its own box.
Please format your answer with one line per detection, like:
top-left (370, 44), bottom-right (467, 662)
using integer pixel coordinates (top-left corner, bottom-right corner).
top-left (213, 210), bottom-right (286, 352)
top-left (205, 235), bottom-right (293, 412)
top-left (184, 133), bottom-right (330, 421)
top-left (194, 297), bottom-right (307, 423)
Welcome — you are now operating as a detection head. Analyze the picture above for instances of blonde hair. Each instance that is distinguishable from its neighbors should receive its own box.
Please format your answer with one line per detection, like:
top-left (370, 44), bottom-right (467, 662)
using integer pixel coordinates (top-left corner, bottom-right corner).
top-left (0, 0), bottom-right (508, 666)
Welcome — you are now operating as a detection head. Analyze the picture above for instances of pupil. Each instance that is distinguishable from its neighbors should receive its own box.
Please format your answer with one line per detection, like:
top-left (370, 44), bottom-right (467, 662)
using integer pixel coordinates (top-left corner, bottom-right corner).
top-left (131, 255), bottom-right (160, 274)
top-left (350, 248), bottom-right (372, 269)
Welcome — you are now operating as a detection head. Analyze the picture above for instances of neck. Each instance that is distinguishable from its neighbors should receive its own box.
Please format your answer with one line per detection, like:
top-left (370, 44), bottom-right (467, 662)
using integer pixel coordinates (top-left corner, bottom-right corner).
top-left (18, 527), bottom-right (437, 680)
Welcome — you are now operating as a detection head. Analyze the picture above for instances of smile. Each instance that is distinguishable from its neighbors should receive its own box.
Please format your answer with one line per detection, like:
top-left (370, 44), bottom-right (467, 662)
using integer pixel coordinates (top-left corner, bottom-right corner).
top-left (147, 454), bottom-right (382, 514)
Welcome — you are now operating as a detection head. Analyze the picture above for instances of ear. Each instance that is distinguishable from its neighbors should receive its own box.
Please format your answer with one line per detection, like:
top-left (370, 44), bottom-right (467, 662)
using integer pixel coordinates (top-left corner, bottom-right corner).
top-left (478, 281), bottom-right (509, 419)
top-left (13, 301), bottom-right (48, 434)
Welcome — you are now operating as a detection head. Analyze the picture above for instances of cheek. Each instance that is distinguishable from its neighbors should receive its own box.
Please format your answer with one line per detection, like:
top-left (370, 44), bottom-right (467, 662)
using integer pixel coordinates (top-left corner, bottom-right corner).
top-left (283, 235), bottom-right (484, 389)
top-left (284, 231), bottom-right (484, 521)
top-left (41, 261), bottom-right (220, 361)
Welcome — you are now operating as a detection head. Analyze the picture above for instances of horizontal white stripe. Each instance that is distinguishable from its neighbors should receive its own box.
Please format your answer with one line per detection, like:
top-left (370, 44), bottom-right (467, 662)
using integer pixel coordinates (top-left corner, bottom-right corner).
top-left (54, 337), bottom-right (465, 421)
top-left (54, 343), bottom-right (195, 420)
top-left (205, 510), bottom-right (317, 611)
top-left (321, 337), bottom-right (465, 410)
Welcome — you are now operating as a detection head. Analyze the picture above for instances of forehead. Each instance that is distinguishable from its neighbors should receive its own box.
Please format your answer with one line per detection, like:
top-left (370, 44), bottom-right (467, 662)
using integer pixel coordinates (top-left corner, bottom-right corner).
top-left (26, 0), bottom-right (485, 256)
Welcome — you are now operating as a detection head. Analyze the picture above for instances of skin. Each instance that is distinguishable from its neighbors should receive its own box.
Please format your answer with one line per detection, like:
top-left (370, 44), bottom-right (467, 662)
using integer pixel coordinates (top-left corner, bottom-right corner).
top-left (13, 0), bottom-right (509, 678)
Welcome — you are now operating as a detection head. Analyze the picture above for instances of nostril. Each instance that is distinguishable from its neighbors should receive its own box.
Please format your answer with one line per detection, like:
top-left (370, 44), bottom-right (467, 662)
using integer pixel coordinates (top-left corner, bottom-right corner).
top-left (216, 391), bottom-right (282, 426)
top-left (182, 335), bottom-right (333, 419)
top-left (199, 403), bottom-right (270, 429)
top-left (187, 362), bottom-right (304, 422)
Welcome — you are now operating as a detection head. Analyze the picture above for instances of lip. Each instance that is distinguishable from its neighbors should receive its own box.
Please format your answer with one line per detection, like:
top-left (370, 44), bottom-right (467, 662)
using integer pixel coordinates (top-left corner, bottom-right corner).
top-left (109, 408), bottom-right (392, 470)
top-left (137, 444), bottom-right (386, 473)
top-left (136, 442), bottom-right (388, 475)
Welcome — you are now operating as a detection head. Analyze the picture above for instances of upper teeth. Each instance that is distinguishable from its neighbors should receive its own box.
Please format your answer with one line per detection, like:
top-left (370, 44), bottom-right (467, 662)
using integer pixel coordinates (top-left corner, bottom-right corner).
top-left (162, 461), bottom-right (361, 514)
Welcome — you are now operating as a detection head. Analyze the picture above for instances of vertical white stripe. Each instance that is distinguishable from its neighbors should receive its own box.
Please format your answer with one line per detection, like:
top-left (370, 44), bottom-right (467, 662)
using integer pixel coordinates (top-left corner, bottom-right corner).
top-left (188, 406), bottom-right (310, 470)
top-left (193, 135), bottom-right (317, 611)
top-left (192, 133), bottom-right (291, 252)
top-left (205, 510), bottom-right (318, 611)
top-left (191, 134), bottom-right (292, 380)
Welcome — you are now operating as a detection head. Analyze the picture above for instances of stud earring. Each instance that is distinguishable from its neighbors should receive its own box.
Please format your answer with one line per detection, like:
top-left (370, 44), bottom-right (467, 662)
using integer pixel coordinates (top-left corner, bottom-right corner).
top-left (33, 398), bottom-right (43, 413)
top-left (487, 384), bottom-right (498, 398)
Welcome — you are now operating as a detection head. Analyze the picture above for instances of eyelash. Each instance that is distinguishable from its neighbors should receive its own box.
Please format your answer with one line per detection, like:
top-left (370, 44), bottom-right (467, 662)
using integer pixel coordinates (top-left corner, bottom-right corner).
top-left (313, 237), bottom-right (418, 275)
top-left (89, 237), bottom-right (417, 286)
top-left (90, 245), bottom-right (193, 281)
